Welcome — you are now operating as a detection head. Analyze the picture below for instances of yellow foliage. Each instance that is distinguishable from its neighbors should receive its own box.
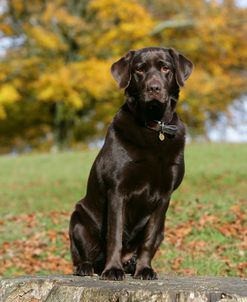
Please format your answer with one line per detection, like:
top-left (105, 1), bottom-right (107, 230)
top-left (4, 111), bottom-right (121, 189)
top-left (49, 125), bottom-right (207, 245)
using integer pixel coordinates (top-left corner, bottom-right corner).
top-left (0, 23), bottom-right (13, 35)
top-left (73, 59), bottom-right (113, 99)
top-left (42, 2), bottom-right (84, 28)
top-left (0, 84), bottom-right (20, 104)
top-left (68, 91), bottom-right (82, 108)
top-left (0, 84), bottom-right (20, 119)
top-left (90, 0), bottom-right (151, 22)
top-left (38, 86), bottom-right (56, 102)
top-left (9, 0), bottom-right (24, 14)
top-left (88, 0), bottom-right (154, 55)
top-left (29, 26), bottom-right (67, 51)
top-left (0, 106), bottom-right (6, 119)
top-left (35, 59), bottom-right (113, 108)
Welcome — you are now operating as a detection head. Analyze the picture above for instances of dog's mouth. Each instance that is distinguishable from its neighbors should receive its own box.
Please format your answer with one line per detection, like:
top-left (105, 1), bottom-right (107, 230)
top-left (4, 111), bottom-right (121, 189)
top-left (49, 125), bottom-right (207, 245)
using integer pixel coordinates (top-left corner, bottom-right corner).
top-left (146, 99), bottom-right (163, 110)
top-left (144, 100), bottom-right (165, 121)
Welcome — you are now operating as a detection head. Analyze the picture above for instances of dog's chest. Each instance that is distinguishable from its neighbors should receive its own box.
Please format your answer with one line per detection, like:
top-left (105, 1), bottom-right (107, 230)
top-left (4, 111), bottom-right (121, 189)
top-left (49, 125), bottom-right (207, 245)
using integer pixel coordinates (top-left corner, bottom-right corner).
top-left (119, 154), bottom-right (175, 198)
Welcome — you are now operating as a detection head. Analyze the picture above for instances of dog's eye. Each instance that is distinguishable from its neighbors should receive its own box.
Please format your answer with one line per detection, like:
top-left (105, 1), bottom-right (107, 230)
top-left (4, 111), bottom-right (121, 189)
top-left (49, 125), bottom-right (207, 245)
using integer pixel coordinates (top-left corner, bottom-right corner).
top-left (135, 65), bottom-right (145, 73)
top-left (161, 66), bottom-right (170, 73)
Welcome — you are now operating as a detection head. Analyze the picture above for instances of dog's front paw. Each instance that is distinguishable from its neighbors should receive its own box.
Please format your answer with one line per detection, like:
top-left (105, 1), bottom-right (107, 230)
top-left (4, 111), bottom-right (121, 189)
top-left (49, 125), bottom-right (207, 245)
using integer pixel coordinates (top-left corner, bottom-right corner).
top-left (74, 262), bottom-right (94, 276)
top-left (134, 267), bottom-right (158, 280)
top-left (100, 267), bottom-right (125, 281)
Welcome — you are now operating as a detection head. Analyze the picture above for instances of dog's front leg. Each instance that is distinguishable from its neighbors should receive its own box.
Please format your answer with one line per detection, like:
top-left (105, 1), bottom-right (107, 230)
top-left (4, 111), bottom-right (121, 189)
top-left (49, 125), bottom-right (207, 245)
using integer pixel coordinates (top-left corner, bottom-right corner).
top-left (134, 199), bottom-right (170, 280)
top-left (101, 190), bottom-right (125, 280)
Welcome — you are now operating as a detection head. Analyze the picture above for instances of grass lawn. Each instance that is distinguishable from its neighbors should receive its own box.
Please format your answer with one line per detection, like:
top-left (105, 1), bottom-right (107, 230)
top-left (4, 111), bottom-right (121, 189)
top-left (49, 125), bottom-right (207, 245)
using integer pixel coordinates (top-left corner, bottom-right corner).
top-left (0, 143), bottom-right (246, 277)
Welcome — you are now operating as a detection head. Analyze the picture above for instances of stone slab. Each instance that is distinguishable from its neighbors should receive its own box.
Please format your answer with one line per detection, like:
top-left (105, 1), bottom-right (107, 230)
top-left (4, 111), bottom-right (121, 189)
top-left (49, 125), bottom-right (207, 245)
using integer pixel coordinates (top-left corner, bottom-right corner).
top-left (0, 274), bottom-right (247, 302)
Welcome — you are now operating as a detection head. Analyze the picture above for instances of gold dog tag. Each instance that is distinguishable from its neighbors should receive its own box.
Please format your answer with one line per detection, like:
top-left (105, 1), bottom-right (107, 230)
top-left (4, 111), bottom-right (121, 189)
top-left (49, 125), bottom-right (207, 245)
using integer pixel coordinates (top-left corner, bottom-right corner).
top-left (159, 132), bottom-right (165, 141)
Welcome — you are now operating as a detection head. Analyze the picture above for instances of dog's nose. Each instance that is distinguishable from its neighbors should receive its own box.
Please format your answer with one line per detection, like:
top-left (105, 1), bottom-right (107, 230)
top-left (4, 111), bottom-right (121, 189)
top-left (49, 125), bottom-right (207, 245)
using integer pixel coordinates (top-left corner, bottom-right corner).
top-left (147, 83), bottom-right (161, 94)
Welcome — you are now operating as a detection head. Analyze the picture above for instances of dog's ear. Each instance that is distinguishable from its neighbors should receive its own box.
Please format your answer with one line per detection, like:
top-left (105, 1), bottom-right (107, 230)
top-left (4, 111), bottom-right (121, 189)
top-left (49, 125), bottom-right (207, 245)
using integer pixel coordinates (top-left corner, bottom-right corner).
top-left (168, 48), bottom-right (193, 87)
top-left (111, 50), bottom-right (135, 89)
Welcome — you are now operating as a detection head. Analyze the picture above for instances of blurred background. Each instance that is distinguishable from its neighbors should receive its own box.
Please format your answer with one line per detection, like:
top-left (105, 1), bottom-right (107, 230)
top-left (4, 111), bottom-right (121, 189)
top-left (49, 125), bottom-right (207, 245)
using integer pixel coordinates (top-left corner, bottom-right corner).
top-left (0, 0), bottom-right (246, 278)
top-left (0, 0), bottom-right (246, 153)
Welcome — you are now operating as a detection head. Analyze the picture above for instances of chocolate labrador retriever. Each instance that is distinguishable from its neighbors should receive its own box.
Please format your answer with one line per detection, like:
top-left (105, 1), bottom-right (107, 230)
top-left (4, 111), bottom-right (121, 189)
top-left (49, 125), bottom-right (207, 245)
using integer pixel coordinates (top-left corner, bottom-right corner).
top-left (69, 47), bottom-right (193, 280)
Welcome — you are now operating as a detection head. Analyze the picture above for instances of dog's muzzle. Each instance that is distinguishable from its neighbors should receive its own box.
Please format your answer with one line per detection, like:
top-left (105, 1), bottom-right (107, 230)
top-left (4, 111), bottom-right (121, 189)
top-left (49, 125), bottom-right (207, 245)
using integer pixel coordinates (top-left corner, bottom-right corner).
top-left (144, 78), bottom-right (167, 103)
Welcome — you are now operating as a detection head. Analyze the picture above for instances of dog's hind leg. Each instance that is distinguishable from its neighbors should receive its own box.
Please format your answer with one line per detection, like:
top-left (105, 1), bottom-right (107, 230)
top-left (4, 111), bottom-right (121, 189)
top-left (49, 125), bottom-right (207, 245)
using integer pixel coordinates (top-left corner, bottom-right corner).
top-left (69, 206), bottom-right (102, 276)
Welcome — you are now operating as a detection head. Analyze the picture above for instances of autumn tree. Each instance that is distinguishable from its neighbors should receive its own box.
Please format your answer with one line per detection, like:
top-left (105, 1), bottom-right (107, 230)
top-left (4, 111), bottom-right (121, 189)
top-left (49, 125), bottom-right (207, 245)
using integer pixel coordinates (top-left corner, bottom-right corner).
top-left (0, 0), bottom-right (154, 151)
top-left (0, 0), bottom-right (246, 152)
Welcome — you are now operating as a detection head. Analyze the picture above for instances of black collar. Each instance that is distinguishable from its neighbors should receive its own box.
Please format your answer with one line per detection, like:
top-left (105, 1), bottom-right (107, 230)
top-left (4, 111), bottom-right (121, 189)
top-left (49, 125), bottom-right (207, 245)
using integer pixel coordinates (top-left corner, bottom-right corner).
top-left (145, 120), bottom-right (178, 141)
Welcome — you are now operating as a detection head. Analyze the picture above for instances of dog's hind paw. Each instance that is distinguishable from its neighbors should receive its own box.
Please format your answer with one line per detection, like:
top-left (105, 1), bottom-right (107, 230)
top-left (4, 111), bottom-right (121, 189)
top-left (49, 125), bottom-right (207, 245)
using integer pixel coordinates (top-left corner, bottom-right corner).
top-left (74, 262), bottom-right (94, 276)
top-left (134, 267), bottom-right (158, 280)
top-left (100, 267), bottom-right (125, 281)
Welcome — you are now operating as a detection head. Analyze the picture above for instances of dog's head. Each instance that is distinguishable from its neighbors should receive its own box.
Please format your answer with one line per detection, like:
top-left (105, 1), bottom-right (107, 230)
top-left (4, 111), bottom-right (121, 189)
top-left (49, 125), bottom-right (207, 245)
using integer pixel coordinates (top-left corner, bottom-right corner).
top-left (111, 47), bottom-right (193, 120)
